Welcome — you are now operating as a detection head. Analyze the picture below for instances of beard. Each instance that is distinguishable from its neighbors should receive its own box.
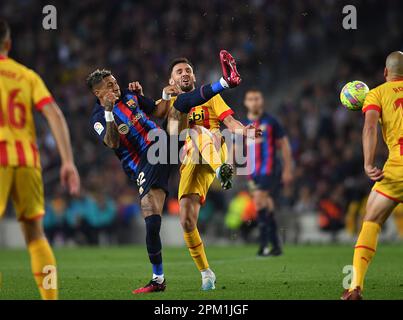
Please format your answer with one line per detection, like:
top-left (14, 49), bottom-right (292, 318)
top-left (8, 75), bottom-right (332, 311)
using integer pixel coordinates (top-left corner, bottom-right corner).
top-left (179, 79), bottom-right (195, 92)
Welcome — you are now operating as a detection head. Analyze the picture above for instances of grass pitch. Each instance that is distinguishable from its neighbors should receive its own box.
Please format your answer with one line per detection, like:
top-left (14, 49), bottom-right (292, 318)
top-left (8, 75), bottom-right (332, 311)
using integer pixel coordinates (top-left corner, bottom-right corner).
top-left (0, 244), bottom-right (402, 300)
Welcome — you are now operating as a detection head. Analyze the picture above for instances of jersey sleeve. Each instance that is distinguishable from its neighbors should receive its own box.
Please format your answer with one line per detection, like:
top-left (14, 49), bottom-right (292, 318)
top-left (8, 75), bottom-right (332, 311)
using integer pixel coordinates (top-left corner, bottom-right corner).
top-left (362, 89), bottom-right (381, 115)
top-left (90, 112), bottom-right (107, 143)
top-left (29, 70), bottom-right (54, 112)
top-left (273, 117), bottom-right (286, 140)
top-left (137, 94), bottom-right (157, 115)
top-left (212, 94), bottom-right (234, 121)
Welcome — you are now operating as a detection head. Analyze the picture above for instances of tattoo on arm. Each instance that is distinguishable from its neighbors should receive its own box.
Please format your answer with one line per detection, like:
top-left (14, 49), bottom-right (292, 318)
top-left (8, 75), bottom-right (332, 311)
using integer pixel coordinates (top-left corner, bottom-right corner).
top-left (104, 121), bottom-right (120, 148)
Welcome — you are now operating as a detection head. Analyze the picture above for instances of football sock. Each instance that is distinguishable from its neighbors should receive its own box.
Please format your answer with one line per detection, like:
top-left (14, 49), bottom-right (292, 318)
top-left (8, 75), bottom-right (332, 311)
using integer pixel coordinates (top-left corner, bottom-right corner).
top-left (184, 228), bottom-right (209, 271)
top-left (267, 212), bottom-right (281, 251)
top-left (350, 221), bottom-right (381, 291)
top-left (257, 208), bottom-right (270, 249)
top-left (173, 82), bottom-right (226, 114)
top-left (211, 77), bottom-right (229, 92)
top-left (145, 215), bottom-right (164, 281)
top-left (28, 238), bottom-right (58, 300)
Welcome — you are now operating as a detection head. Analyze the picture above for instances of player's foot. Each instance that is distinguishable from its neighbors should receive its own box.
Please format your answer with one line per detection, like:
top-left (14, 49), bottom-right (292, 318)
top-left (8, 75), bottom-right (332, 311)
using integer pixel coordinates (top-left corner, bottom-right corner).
top-left (341, 287), bottom-right (363, 300)
top-left (257, 247), bottom-right (283, 257)
top-left (220, 50), bottom-right (241, 88)
top-left (132, 278), bottom-right (166, 294)
top-left (201, 270), bottom-right (216, 291)
top-left (216, 163), bottom-right (234, 190)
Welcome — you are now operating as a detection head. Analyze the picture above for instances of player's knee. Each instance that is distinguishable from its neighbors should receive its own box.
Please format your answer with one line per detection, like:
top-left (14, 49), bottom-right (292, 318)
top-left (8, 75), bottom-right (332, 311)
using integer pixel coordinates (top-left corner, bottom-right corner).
top-left (180, 215), bottom-right (196, 232)
top-left (363, 214), bottom-right (386, 226)
top-left (253, 193), bottom-right (268, 210)
top-left (20, 218), bottom-right (45, 244)
top-left (179, 196), bottom-right (199, 231)
top-left (142, 189), bottom-right (165, 216)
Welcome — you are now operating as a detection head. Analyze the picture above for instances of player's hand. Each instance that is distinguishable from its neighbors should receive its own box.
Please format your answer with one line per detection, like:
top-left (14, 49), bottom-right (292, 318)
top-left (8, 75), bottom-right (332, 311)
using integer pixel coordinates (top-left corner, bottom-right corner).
top-left (128, 81), bottom-right (143, 96)
top-left (364, 165), bottom-right (384, 182)
top-left (102, 92), bottom-right (117, 111)
top-left (60, 162), bottom-right (80, 196)
top-left (282, 168), bottom-right (293, 186)
top-left (243, 124), bottom-right (263, 138)
top-left (163, 84), bottom-right (181, 96)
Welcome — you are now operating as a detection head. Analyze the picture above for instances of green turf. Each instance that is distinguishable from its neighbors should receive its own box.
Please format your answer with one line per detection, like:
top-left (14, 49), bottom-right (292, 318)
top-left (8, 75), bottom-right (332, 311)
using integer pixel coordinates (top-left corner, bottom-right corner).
top-left (0, 244), bottom-right (402, 300)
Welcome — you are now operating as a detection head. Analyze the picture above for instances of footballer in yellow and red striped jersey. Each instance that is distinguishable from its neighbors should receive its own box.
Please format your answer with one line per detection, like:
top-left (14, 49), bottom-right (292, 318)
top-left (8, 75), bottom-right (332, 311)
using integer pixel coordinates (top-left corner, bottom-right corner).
top-left (0, 49), bottom-right (55, 220)
top-left (0, 19), bottom-right (80, 300)
top-left (163, 52), bottom-right (260, 291)
top-left (343, 51), bottom-right (403, 301)
top-left (362, 77), bottom-right (403, 202)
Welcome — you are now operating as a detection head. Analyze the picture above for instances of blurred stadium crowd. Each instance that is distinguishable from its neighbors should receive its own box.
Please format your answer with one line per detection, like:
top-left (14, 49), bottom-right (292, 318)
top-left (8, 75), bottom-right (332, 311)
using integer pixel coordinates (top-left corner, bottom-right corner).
top-left (2, 0), bottom-right (403, 245)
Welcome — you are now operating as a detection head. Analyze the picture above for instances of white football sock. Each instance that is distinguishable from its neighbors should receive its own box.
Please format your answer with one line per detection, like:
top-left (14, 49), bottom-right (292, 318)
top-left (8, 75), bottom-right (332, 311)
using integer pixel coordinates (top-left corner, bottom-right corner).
top-left (153, 274), bottom-right (165, 284)
top-left (219, 77), bottom-right (229, 88)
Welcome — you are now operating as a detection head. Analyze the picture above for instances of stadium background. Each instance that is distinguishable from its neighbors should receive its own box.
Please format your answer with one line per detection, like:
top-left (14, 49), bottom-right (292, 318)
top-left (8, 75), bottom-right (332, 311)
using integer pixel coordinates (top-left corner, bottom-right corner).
top-left (1, 0), bottom-right (403, 247)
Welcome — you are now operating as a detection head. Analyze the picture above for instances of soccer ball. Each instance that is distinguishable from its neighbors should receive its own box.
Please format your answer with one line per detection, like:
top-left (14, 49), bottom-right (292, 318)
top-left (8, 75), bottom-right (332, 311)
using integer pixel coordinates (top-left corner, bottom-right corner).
top-left (340, 81), bottom-right (369, 111)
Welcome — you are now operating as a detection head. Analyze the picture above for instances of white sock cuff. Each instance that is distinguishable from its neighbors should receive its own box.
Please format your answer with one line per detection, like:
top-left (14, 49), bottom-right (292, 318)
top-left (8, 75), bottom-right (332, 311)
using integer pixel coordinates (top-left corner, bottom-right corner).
top-left (219, 77), bottom-right (229, 89)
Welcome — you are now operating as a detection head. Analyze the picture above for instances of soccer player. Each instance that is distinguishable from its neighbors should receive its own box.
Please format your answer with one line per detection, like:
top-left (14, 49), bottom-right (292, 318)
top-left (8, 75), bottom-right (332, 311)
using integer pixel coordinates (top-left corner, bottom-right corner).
top-left (244, 89), bottom-right (293, 257)
top-left (0, 20), bottom-right (80, 300)
top-left (342, 51), bottom-right (403, 300)
top-left (162, 51), bottom-right (260, 290)
top-left (87, 59), bottom-right (240, 293)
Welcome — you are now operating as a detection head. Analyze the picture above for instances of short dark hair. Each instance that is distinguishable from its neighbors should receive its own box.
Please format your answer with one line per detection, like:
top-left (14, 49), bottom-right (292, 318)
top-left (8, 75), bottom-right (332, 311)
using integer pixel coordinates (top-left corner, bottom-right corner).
top-left (169, 57), bottom-right (193, 75)
top-left (245, 88), bottom-right (263, 96)
top-left (0, 19), bottom-right (10, 44)
top-left (86, 69), bottom-right (112, 90)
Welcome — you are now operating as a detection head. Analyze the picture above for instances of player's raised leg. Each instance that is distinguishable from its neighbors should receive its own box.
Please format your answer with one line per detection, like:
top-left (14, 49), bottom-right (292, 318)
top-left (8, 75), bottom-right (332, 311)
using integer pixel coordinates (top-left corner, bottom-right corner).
top-left (342, 191), bottom-right (397, 300)
top-left (132, 188), bottom-right (167, 294)
top-left (172, 50), bottom-right (241, 114)
top-left (189, 125), bottom-right (234, 190)
top-left (180, 194), bottom-right (216, 291)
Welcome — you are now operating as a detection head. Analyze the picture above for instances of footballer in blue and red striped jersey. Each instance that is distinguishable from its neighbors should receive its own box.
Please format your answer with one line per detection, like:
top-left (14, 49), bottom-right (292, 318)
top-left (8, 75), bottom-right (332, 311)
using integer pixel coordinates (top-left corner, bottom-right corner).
top-left (91, 87), bottom-right (164, 191)
top-left (244, 89), bottom-right (293, 258)
top-left (87, 66), bottom-right (240, 294)
top-left (87, 69), bottom-right (170, 295)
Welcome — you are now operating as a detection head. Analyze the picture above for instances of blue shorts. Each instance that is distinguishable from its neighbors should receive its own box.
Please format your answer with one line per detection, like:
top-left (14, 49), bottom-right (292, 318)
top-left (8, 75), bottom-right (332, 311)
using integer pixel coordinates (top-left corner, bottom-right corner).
top-left (248, 174), bottom-right (281, 197)
top-left (133, 153), bottom-right (170, 200)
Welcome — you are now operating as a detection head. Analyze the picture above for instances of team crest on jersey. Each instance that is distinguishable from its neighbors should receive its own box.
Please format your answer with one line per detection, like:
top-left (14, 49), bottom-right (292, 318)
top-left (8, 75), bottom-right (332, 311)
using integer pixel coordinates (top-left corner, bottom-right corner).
top-left (118, 124), bottom-right (129, 135)
top-left (126, 99), bottom-right (137, 108)
top-left (94, 122), bottom-right (104, 135)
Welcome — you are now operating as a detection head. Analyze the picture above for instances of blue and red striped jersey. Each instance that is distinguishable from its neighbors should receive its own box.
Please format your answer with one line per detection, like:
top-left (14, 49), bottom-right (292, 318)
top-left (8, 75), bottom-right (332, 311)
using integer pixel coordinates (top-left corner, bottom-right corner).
top-left (245, 112), bottom-right (285, 177)
top-left (90, 90), bottom-right (159, 177)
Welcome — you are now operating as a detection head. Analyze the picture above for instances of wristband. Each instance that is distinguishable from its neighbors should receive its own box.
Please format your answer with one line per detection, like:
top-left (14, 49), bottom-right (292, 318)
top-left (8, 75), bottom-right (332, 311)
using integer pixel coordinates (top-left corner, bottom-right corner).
top-left (104, 111), bottom-right (114, 122)
top-left (162, 90), bottom-right (171, 101)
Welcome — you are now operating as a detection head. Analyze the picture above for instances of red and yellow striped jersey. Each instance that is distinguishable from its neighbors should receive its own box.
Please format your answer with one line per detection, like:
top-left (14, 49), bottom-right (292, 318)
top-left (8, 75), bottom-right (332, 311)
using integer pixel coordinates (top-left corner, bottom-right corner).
top-left (0, 55), bottom-right (54, 168)
top-left (363, 80), bottom-right (403, 162)
top-left (170, 93), bottom-right (234, 132)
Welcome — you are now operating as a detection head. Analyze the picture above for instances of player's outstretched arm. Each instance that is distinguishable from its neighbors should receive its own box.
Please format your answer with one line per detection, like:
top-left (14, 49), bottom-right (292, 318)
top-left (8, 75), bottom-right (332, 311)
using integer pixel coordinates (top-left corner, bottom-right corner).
top-left (42, 102), bottom-right (80, 195)
top-left (153, 85), bottom-right (182, 119)
top-left (363, 110), bottom-right (384, 181)
top-left (223, 115), bottom-right (262, 137)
